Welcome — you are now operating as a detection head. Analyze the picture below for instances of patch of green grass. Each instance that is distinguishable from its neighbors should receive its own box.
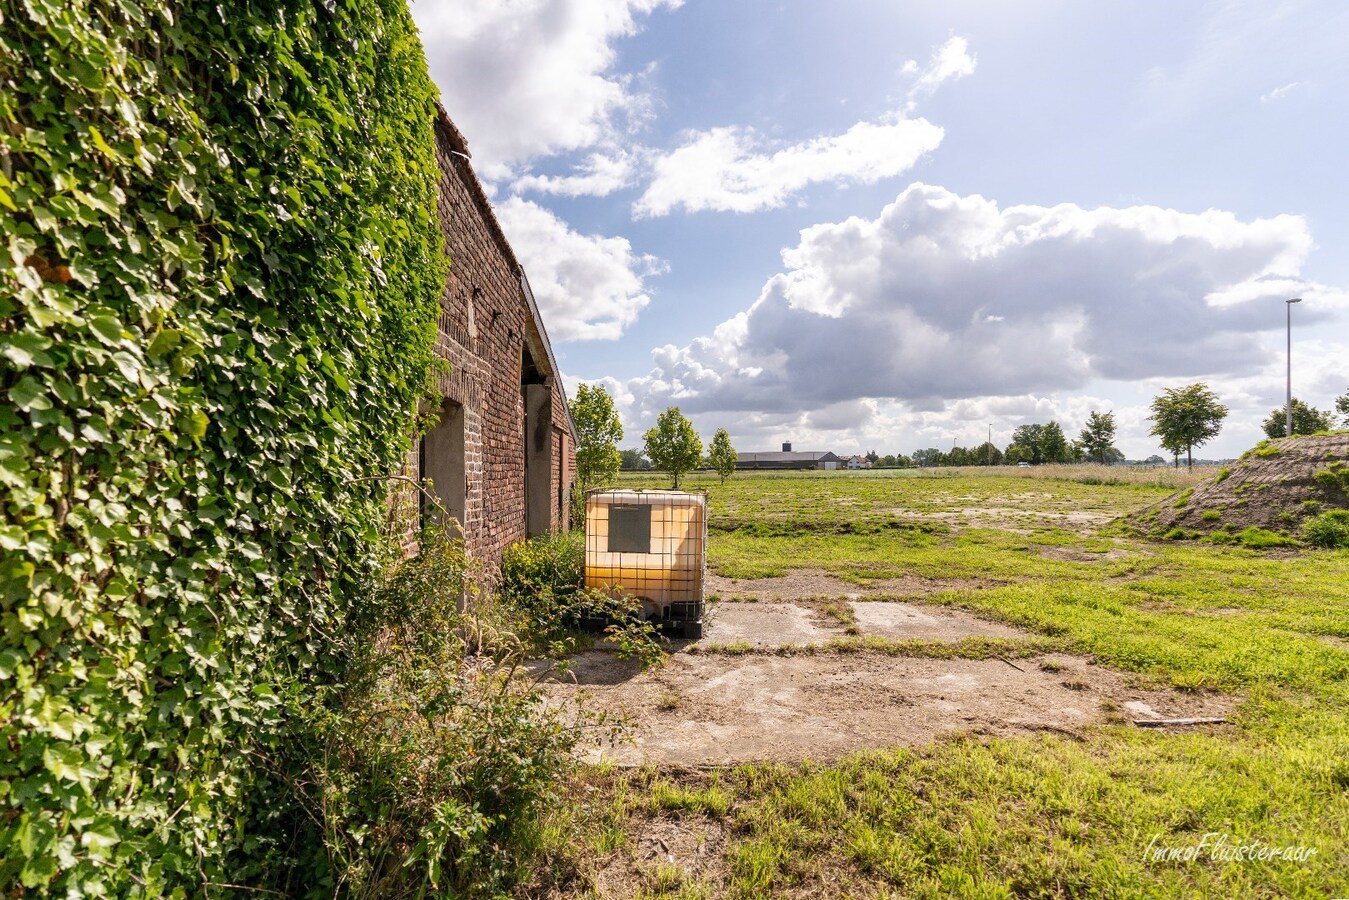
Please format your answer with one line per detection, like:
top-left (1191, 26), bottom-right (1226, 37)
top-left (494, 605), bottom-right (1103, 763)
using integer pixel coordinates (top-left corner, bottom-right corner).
top-left (821, 635), bottom-right (1064, 660)
top-left (1235, 526), bottom-right (1299, 549)
top-left (650, 780), bottom-right (732, 816)
top-left (818, 599), bottom-right (857, 629)
top-left (1251, 440), bottom-right (1282, 458)
top-left (1200, 509), bottom-right (1222, 522)
top-left (694, 640), bottom-right (754, 655)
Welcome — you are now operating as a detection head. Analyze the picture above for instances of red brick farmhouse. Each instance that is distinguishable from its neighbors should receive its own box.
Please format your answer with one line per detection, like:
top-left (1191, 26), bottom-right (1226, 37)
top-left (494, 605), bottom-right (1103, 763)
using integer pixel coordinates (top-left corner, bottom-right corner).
top-left (407, 107), bottom-right (577, 572)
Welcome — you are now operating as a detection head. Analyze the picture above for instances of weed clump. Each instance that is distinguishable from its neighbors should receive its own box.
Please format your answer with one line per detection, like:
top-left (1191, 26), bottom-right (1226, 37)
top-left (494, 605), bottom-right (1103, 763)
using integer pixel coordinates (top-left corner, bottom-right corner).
top-left (292, 524), bottom-right (578, 896)
top-left (500, 531), bottom-right (664, 666)
top-left (1302, 510), bottom-right (1349, 549)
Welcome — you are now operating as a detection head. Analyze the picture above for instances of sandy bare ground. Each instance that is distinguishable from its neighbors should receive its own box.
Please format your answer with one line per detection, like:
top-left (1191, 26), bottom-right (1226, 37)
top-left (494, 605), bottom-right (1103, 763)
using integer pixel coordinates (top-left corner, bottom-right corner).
top-left (548, 650), bottom-right (1231, 766)
top-left (544, 580), bottom-right (1233, 766)
top-left (881, 504), bottom-right (1117, 534)
top-left (704, 598), bottom-right (1023, 647)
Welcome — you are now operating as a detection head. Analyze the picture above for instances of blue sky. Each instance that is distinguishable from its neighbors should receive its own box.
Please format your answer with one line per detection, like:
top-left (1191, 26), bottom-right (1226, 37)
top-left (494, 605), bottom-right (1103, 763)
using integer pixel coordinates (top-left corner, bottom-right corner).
top-left (412, 0), bottom-right (1349, 459)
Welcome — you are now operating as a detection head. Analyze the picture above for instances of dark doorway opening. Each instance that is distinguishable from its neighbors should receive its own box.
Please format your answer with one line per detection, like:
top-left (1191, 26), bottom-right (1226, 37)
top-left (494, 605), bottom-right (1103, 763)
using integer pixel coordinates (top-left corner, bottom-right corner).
top-left (522, 343), bottom-right (552, 537)
top-left (420, 398), bottom-right (465, 531)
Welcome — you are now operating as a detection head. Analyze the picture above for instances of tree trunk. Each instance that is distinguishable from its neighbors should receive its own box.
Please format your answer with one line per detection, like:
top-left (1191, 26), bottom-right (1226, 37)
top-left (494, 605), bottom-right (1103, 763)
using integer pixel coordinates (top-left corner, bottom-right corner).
top-left (1187, 445), bottom-right (1193, 469)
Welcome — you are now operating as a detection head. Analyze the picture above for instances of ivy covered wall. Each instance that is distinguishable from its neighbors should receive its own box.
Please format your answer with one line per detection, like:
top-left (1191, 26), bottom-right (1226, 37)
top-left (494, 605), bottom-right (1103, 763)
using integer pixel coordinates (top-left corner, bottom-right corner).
top-left (0, 0), bottom-right (447, 890)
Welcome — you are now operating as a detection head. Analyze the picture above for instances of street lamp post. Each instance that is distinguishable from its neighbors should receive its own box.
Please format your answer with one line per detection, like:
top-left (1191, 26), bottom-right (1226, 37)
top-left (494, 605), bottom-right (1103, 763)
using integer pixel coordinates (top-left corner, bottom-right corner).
top-left (1286, 298), bottom-right (1302, 437)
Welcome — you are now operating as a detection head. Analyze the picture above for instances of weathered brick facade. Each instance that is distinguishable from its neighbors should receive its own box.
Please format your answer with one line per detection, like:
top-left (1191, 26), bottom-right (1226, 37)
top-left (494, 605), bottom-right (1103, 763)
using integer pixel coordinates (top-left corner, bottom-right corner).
top-left (405, 107), bottom-right (576, 575)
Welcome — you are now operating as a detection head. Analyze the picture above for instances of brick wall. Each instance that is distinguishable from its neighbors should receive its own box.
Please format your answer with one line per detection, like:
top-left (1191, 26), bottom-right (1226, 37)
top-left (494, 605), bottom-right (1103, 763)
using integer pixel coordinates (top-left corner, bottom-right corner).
top-left (399, 111), bottom-right (576, 577)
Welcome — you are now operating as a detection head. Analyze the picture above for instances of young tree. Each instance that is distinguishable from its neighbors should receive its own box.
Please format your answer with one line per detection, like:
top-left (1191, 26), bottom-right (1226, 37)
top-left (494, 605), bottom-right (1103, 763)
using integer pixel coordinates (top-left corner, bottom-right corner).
top-left (1336, 388), bottom-right (1349, 427)
top-left (569, 383), bottom-right (623, 490)
top-left (1148, 383), bottom-right (1228, 469)
top-left (1040, 421), bottom-right (1070, 463)
top-left (1079, 410), bottom-right (1118, 464)
top-left (1262, 398), bottom-right (1335, 438)
top-left (708, 428), bottom-right (738, 484)
top-left (644, 406), bottom-right (704, 489)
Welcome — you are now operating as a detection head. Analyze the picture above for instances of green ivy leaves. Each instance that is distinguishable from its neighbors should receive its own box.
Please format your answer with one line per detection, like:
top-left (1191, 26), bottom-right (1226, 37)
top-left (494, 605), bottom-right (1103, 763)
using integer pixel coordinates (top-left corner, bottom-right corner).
top-left (1, 0), bottom-right (446, 891)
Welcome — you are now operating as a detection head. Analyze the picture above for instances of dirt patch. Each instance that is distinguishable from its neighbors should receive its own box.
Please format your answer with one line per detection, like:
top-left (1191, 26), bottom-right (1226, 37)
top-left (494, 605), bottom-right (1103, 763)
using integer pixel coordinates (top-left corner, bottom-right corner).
top-left (707, 569), bottom-right (1000, 601)
top-left (707, 570), bottom-right (863, 601)
top-left (884, 504), bottom-right (1116, 535)
top-left (848, 600), bottom-right (1024, 641)
top-left (545, 651), bottom-right (1233, 766)
top-left (590, 816), bottom-right (726, 899)
top-left (704, 601), bottom-right (844, 648)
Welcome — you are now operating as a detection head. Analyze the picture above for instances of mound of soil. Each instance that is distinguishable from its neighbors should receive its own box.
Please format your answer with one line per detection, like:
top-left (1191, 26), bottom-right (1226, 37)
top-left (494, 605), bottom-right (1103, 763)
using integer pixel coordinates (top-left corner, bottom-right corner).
top-left (1130, 433), bottom-right (1349, 537)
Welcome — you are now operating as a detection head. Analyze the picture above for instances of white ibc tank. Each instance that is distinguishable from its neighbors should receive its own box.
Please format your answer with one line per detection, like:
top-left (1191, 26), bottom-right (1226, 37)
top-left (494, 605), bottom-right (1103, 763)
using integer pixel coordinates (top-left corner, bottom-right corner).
top-left (584, 490), bottom-right (706, 620)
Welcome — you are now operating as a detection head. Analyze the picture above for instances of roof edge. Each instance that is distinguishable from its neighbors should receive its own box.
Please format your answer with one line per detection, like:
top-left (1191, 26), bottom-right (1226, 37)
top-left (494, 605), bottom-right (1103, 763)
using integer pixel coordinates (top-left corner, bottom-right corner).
top-left (433, 104), bottom-right (577, 444)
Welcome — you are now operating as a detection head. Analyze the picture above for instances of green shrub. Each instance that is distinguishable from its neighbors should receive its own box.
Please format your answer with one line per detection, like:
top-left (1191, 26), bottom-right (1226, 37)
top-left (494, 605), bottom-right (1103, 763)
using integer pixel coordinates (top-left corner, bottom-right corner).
top-left (1200, 509), bottom-right (1222, 522)
top-left (1313, 468), bottom-right (1349, 494)
top-left (1, 0), bottom-right (444, 890)
top-left (501, 529), bottom-right (587, 618)
top-left (500, 532), bottom-right (664, 666)
top-left (1301, 510), bottom-right (1349, 549)
top-left (1215, 466), bottom-right (1231, 483)
top-left (1235, 527), bottom-right (1299, 549)
top-left (290, 524), bottom-right (579, 897)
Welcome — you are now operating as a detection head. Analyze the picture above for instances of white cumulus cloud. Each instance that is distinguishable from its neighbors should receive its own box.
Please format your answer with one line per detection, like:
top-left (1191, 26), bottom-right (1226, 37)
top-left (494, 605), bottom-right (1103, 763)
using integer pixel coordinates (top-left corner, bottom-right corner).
top-left (633, 117), bottom-right (945, 217)
top-left (903, 35), bottom-right (977, 111)
top-left (511, 150), bottom-right (639, 197)
top-left (496, 197), bottom-right (666, 341)
top-left (624, 183), bottom-right (1345, 417)
top-left (412, 0), bottom-right (680, 173)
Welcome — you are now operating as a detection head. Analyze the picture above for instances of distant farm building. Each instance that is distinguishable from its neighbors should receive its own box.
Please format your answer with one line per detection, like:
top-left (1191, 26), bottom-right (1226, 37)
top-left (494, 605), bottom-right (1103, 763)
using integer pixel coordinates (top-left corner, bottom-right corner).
top-left (737, 442), bottom-right (844, 471)
top-left (404, 106), bottom-right (577, 572)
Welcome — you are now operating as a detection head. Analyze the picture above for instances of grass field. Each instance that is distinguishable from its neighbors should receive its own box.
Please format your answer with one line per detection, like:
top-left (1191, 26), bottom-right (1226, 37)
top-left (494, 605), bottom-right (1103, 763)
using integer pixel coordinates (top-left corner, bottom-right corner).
top-left (528, 468), bottom-right (1348, 898)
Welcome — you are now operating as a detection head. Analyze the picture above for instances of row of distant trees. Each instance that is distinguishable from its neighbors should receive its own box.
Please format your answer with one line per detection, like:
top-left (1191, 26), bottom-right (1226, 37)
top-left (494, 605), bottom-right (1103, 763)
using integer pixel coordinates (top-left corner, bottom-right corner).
top-left (574, 382), bottom-right (1349, 487)
top-left (877, 411), bottom-right (1123, 469)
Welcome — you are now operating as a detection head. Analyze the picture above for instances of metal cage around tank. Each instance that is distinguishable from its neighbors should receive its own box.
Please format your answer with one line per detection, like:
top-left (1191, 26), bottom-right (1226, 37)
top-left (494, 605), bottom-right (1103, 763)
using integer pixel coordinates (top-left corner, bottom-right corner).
top-left (584, 489), bottom-right (707, 637)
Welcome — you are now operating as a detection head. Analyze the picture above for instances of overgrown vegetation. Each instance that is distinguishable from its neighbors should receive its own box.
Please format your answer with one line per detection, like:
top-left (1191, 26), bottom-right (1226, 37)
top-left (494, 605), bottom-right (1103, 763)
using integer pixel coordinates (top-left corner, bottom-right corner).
top-left (1, 0), bottom-right (446, 889)
top-left (500, 530), bottom-right (664, 667)
top-left (286, 522), bottom-right (578, 897)
top-left (527, 470), bottom-right (1349, 897)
